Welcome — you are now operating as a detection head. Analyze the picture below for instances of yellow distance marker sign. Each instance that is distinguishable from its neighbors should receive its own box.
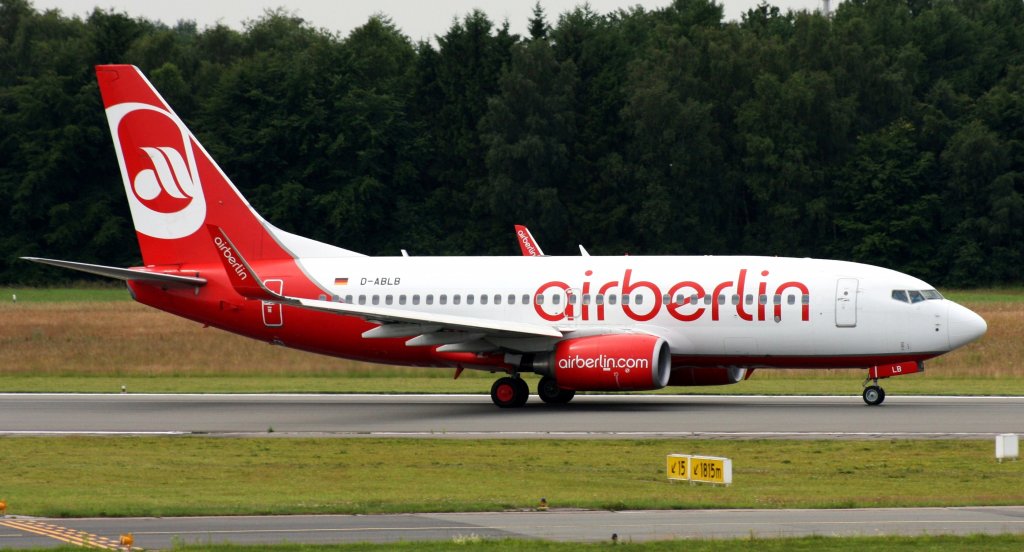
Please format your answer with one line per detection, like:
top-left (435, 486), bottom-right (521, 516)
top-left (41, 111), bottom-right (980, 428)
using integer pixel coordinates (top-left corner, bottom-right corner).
top-left (666, 454), bottom-right (689, 481)
top-left (666, 454), bottom-right (732, 485)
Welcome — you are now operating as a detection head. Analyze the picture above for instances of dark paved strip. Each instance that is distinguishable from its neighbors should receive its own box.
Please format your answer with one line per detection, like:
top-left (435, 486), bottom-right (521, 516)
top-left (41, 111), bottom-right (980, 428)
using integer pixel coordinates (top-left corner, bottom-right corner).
top-left (1, 507), bottom-right (1023, 549)
top-left (0, 394), bottom-right (1022, 439)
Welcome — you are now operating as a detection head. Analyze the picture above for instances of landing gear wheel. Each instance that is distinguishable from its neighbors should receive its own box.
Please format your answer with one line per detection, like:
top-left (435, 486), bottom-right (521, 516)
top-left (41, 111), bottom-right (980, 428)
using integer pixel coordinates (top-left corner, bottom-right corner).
top-left (863, 385), bottom-right (885, 406)
top-left (491, 376), bottom-right (529, 408)
top-left (537, 376), bottom-right (576, 405)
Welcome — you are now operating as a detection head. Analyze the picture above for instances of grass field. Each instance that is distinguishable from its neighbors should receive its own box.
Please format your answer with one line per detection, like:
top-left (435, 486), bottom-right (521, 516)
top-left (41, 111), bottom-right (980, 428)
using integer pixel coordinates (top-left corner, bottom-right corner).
top-left (0, 287), bottom-right (1020, 394)
top-left (0, 437), bottom-right (1021, 518)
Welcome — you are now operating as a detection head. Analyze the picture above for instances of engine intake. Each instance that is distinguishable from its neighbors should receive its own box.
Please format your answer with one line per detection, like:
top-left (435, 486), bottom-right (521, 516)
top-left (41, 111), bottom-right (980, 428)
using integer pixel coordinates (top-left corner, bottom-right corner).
top-left (532, 334), bottom-right (671, 391)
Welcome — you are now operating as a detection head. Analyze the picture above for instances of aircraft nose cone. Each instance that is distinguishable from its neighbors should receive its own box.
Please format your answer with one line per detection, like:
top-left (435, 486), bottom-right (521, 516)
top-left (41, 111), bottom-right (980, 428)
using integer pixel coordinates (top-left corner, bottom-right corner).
top-left (947, 302), bottom-right (987, 350)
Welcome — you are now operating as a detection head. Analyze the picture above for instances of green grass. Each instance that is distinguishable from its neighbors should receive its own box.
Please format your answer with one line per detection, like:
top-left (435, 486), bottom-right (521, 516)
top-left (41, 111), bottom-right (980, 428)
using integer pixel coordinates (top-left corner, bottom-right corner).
top-left (22, 535), bottom-right (1024, 551)
top-left (0, 373), bottom-right (1021, 395)
top-left (1, 437), bottom-right (1021, 518)
top-left (0, 286), bottom-right (130, 302)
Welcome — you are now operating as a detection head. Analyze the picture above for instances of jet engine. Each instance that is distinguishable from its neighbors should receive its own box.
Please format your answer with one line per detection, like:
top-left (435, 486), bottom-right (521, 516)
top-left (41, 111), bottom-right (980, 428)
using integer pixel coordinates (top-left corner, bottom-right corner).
top-left (530, 334), bottom-right (671, 391)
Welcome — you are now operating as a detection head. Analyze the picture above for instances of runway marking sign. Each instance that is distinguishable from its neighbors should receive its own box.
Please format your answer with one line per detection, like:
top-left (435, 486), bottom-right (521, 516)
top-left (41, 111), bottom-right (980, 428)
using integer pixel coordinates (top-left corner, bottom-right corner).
top-left (666, 454), bottom-right (732, 485)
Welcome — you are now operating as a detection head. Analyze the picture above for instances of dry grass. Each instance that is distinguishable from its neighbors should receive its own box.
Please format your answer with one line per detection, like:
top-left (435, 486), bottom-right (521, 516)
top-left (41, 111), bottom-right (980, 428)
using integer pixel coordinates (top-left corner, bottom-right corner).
top-left (0, 299), bottom-right (1015, 379)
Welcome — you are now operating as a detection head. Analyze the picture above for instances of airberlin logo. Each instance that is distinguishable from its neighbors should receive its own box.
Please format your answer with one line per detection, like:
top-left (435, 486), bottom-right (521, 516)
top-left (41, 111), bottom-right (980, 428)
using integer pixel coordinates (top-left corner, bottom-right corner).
top-left (557, 355), bottom-right (650, 370)
top-left (533, 268), bottom-right (810, 323)
top-left (213, 235), bottom-right (248, 281)
top-left (517, 229), bottom-right (540, 256)
top-left (106, 102), bottom-right (207, 239)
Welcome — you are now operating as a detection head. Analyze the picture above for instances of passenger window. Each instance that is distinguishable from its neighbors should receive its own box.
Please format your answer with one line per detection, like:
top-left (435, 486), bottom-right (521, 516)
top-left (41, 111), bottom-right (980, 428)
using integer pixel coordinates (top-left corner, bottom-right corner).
top-left (466, 295), bottom-right (474, 305)
top-left (745, 294), bottom-right (753, 305)
top-left (759, 294), bottom-right (768, 305)
top-left (731, 294), bottom-right (739, 305)
top-left (787, 295), bottom-right (795, 305)
top-left (412, 295), bottom-right (420, 305)
top-left (801, 294), bottom-right (810, 304)
top-left (358, 295), bottom-right (367, 305)
top-left (909, 290), bottom-right (925, 304)
top-left (344, 295), bottom-right (353, 304)
top-left (635, 295), bottom-right (643, 305)
top-left (663, 294), bottom-right (671, 305)
top-left (399, 295), bottom-right (406, 305)
top-left (675, 294), bottom-right (685, 304)
top-left (536, 295), bottom-right (544, 305)
top-left (608, 295), bottom-right (618, 305)
top-left (596, 294), bottom-right (604, 305)
top-left (522, 294), bottom-right (530, 305)
top-left (621, 295), bottom-right (630, 306)
top-left (426, 294), bottom-right (434, 305)
top-left (891, 290), bottom-right (909, 303)
top-left (372, 295), bottom-right (380, 305)
top-left (386, 295), bottom-right (395, 305)
top-left (507, 294), bottom-right (515, 305)
top-left (453, 294), bottom-right (462, 305)
top-left (553, 294), bottom-right (561, 305)
top-left (319, 294), bottom-right (326, 301)
top-left (439, 294), bottom-right (447, 305)
top-left (773, 294), bottom-right (781, 305)
top-left (583, 294), bottom-right (591, 305)
top-left (705, 295), bottom-right (713, 305)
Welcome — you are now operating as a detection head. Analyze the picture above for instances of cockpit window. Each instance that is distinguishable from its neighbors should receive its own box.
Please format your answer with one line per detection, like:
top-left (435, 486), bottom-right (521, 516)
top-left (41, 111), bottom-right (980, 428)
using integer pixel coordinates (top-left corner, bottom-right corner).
top-left (892, 289), bottom-right (943, 303)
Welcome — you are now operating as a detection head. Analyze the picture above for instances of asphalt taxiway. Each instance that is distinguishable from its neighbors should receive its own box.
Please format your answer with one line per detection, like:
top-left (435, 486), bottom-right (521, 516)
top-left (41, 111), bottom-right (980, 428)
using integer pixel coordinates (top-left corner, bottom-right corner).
top-left (2, 507), bottom-right (1024, 548)
top-left (0, 394), bottom-right (1022, 438)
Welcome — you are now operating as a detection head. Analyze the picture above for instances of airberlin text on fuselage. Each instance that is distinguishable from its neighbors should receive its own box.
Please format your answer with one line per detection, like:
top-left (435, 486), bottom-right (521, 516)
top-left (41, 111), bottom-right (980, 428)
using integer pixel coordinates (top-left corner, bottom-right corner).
top-left (534, 268), bottom-right (810, 323)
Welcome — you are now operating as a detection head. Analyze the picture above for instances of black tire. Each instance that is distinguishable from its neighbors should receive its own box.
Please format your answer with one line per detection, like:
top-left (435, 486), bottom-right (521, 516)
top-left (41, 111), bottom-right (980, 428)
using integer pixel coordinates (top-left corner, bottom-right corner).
top-left (863, 385), bottom-right (885, 406)
top-left (537, 376), bottom-right (575, 404)
top-left (511, 377), bottom-right (530, 407)
top-left (491, 377), bottom-right (528, 408)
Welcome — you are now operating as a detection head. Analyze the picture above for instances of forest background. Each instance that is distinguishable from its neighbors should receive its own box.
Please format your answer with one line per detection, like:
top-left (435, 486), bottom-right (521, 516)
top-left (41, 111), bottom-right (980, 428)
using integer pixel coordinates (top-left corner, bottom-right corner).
top-left (2, 0), bottom-right (1023, 287)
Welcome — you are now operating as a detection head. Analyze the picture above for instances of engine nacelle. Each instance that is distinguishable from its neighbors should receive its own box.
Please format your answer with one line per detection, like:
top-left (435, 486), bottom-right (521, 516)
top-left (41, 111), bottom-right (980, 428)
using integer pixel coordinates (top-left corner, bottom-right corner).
top-left (533, 334), bottom-right (671, 391)
top-left (667, 366), bottom-right (750, 386)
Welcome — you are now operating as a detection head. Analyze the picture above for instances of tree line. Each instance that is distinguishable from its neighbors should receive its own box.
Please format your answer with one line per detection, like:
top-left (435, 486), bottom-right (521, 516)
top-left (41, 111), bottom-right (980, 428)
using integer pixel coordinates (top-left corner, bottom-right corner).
top-left (1, 0), bottom-right (1022, 287)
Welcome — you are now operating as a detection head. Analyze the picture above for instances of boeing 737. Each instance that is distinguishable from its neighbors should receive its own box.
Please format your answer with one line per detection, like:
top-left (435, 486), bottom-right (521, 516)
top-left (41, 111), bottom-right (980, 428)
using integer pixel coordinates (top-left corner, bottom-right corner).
top-left (25, 65), bottom-right (988, 407)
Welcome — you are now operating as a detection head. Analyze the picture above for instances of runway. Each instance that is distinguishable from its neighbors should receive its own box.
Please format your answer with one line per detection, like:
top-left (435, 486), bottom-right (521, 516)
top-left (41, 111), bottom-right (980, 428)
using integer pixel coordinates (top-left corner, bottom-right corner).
top-left (2, 507), bottom-right (1024, 548)
top-left (1, 393), bottom-right (1022, 438)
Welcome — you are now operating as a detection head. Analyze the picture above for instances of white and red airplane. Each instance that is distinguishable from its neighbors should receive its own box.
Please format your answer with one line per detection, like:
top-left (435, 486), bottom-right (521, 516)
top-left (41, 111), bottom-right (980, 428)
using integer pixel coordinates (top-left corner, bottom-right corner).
top-left (25, 65), bottom-right (988, 407)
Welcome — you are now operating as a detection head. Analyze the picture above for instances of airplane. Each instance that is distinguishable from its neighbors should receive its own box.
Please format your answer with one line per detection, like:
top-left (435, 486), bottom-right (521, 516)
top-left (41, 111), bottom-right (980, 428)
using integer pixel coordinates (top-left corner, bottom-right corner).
top-left (24, 65), bottom-right (988, 408)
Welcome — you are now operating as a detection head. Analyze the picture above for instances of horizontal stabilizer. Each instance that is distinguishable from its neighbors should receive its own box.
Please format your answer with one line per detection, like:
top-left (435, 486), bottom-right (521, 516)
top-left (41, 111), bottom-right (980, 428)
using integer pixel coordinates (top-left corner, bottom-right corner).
top-left (22, 257), bottom-right (206, 286)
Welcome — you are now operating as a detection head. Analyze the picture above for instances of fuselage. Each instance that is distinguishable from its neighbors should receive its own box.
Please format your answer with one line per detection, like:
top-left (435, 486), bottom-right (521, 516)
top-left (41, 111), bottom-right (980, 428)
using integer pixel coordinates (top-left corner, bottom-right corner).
top-left (129, 254), bottom-right (987, 373)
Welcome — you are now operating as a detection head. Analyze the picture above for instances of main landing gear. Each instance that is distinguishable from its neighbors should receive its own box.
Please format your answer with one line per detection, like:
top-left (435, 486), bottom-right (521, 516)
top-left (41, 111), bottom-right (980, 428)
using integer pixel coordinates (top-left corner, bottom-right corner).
top-left (490, 376), bottom-right (529, 408)
top-left (537, 376), bottom-right (575, 405)
top-left (489, 375), bottom-right (577, 407)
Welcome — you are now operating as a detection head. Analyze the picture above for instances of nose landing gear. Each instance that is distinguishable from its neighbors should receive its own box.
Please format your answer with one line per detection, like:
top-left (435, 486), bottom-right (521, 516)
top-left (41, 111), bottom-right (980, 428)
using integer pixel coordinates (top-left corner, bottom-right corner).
top-left (862, 382), bottom-right (886, 406)
top-left (861, 361), bottom-right (923, 406)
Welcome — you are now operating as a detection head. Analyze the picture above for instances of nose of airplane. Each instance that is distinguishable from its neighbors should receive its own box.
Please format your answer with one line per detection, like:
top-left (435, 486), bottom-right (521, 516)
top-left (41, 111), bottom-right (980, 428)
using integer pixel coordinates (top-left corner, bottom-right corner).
top-left (947, 302), bottom-right (987, 350)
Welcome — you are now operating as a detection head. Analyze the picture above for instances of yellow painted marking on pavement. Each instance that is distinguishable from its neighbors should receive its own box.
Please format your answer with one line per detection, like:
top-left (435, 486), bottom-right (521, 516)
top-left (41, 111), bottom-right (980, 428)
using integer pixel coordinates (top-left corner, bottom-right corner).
top-left (0, 519), bottom-right (140, 550)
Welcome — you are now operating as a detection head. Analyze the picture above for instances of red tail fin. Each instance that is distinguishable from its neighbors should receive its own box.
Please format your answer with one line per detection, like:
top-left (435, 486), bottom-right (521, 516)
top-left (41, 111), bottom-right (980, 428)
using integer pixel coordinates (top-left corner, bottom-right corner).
top-left (96, 65), bottom-right (292, 267)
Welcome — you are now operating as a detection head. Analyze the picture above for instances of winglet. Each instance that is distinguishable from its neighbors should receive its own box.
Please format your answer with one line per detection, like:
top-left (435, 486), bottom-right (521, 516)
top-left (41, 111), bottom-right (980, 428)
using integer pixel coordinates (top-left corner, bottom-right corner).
top-left (514, 225), bottom-right (545, 257)
top-left (207, 225), bottom-right (285, 301)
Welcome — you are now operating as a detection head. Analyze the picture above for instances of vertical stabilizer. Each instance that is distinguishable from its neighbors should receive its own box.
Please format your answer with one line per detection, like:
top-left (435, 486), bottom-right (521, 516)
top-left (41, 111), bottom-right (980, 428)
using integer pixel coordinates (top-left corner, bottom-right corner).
top-left (96, 65), bottom-right (300, 266)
